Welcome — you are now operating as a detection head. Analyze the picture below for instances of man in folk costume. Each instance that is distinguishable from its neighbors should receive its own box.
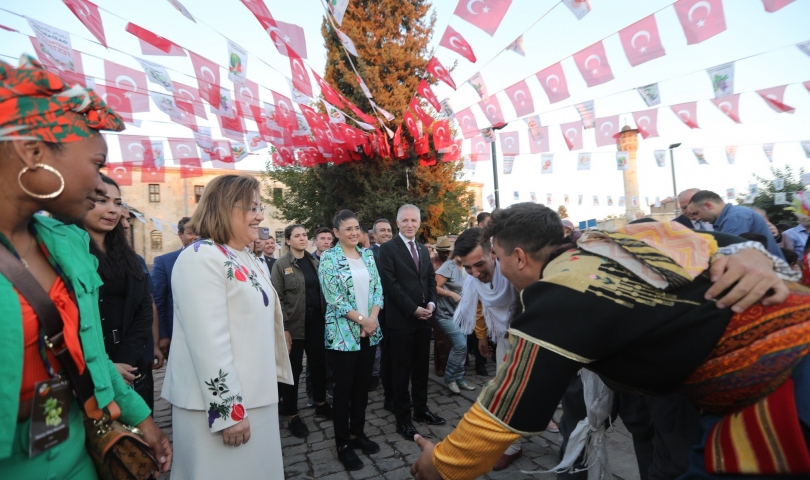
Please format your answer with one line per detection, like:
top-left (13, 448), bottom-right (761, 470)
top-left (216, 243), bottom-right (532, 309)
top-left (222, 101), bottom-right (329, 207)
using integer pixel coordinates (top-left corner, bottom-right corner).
top-left (451, 228), bottom-right (556, 471)
top-left (411, 203), bottom-right (810, 480)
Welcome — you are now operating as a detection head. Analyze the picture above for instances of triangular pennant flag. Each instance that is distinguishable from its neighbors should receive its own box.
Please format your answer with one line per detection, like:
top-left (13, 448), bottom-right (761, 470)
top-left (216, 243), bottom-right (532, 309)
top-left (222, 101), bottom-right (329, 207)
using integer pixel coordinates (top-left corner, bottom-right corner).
top-left (563, 0), bottom-right (592, 20)
top-left (468, 73), bottom-right (488, 101)
top-left (757, 85), bottom-right (795, 113)
top-left (693, 148), bottom-right (708, 165)
top-left (726, 145), bottom-right (737, 164)
top-left (336, 28), bottom-right (358, 56)
top-left (636, 83), bottom-right (660, 107)
top-left (439, 26), bottom-right (477, 63)
top-left (63, 0), bottom-right (106, 47)
top-left (505, 35), bottom-right (525, 56)
top-left (427, 57), bottom-right (457, 90)
top-left (370, 100), bottom-right (395, 122)
top-left (166, 0), bottom-right (196, 22)
top-left (671, 102), bottom-right (699, 129)
top-left (632, 109), bottom-right (659, 138)
top-left (763, 143), bottom-right (774, 162)
top-left (575, 100), bottom-right (595, 129)
top-left (329, 0), bottom-right (350, 26)
top-left (710, 94), bottom-right (741, 123)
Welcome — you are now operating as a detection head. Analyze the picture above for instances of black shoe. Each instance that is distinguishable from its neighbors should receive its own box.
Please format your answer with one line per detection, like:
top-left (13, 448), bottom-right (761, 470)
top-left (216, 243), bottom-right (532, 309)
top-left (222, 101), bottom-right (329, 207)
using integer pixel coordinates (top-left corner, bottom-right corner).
top-left (476, 364), bottom-right (489, 376)
top-left (413, 410), bottom-right (446, 426)
top-left (315, 401), bottom-right (333, 419)
top-left (383, 400), bottom-right (394, 413)
top-left (397, 422), bottom-right (419, 441)
top-left (288, 415), bottom-right (309, 438)
top-left (337, 445), bottom-right (364, 471)
top-left (351, 435), bottom-right (380, 454)
top-left (367, 376), bottom-right (380, 392)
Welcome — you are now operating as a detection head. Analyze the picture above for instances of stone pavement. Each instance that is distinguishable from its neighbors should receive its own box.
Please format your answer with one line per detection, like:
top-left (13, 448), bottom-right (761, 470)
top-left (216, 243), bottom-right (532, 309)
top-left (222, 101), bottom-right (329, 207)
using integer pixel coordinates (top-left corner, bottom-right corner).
top-left (152, 348), bottom-right (641, 480)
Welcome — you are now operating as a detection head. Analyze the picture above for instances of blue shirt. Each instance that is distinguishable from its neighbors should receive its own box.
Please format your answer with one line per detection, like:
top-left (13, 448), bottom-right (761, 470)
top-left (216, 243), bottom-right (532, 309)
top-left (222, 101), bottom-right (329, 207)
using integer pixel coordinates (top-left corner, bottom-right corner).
top-left (713, 203), bottom-right (785, 259)
top-left (784, 225), bottom-right (809, 256)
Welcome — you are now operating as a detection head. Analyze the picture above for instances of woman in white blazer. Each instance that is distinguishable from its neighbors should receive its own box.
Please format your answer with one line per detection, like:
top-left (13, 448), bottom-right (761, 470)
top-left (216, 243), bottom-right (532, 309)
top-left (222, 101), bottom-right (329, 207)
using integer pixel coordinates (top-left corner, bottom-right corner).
top-left (161, 175), bottom-right (292, 479)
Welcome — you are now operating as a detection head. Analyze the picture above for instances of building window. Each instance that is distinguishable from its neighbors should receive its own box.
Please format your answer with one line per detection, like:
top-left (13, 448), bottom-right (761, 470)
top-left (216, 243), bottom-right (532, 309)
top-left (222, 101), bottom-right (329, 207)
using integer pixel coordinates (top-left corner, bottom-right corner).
top-left (149, 184), bottom-right (160, 203)
top-left (150, 231), bottom-right (163, 251)
top-left (275, 229), bottom-right (284, 244)
top-left (194, 185), bottom-right (204, 203)
top-left (273, 187), bottom-right (283, 204)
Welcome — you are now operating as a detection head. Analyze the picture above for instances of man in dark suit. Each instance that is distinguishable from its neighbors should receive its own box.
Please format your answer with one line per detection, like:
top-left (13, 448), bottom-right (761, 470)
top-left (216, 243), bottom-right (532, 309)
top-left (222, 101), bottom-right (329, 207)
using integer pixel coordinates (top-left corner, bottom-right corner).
top-left (378, 205), bottom-right (444, 441)
top-left (672, 188), bottom-right (714, 231)
top-left (151, 216), bottom-right (197, 358)
top-left (369, 219), bottom-right (392, 392)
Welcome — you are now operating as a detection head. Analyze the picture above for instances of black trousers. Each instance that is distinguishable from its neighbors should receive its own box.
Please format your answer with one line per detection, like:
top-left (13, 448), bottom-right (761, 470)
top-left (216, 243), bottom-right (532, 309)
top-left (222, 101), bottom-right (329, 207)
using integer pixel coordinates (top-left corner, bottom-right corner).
top-left (379, 315), bottom-right (393, 404)
top-left (388, 324), bottom-right (432, 424)
top-left (467, 333), bottom-right (487, 368)
top-left (647, 394), bottom-right (701, 480)
top-left (279, 314), bottom-right (327, 417)
top-left (330, 337), bottom-right (375, 447)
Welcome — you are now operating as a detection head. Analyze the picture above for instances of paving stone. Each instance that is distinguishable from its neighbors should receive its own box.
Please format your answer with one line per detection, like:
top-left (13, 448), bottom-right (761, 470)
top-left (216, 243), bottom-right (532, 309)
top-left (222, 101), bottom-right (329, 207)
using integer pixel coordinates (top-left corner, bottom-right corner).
top-left (383, 466), bottom-right (414, 480)
top-left (284, 461), bottom-right (310, 477)
top-left (282, 434), bottom-right (307, 446)
top-left (374, 456), bottom-right (405, 472)
top-left (349, 465), bottom-right (380, 479)
top-left (286, 443), bottom-right (309, 456)
top-left (310, 439), bottom-right (334, 451)
top-left (319, 472), bottom-right (350, 480)
top-left (284, 454), bottom-right (308, 466)
top-left (312, 459), bottom-right (345, 477)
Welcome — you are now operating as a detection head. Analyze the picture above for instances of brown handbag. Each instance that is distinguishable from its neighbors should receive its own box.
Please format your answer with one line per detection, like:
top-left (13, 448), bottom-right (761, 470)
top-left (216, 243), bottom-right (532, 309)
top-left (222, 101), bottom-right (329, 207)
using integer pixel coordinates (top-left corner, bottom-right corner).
top-left (0, 245), bottom-right (158, 479)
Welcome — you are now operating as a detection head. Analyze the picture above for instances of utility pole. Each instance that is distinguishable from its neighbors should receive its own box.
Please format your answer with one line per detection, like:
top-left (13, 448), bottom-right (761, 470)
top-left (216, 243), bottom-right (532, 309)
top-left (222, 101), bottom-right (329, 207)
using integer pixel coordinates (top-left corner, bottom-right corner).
top-left (489, 123), bottom-right (509, 209)
top-left (669, 143), bottom-right (681, 214)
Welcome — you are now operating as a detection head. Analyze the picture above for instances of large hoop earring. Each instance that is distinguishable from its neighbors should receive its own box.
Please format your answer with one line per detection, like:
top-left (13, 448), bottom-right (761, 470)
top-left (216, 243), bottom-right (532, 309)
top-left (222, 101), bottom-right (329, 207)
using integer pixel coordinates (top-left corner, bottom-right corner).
top-left (18, 163), bottom-right (65, 200)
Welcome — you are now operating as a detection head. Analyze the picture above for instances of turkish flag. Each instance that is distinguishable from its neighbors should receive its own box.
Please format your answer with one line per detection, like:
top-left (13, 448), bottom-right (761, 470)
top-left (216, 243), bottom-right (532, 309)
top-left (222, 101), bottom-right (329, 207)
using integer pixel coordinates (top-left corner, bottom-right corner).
top-left (328, 122), bottom-right (346, 145)
top-left (105, 162), bottom-right (132, 186)
top-left (419, 156), bottom-right (437, 167)
top-left (104, 60), bottom-right (150, 112)
top-left (235, 79), bottom-right (260, 119)
top-left (710, 94), bottom-right (741, 123)
top-left (239, 0), bottom-right (276, 30)
top-left (269, 20), bottom-right (308, 59)
top-left (573, 41), bottom-right (614, 88)
top-left (673, 0), bottom-right (726, 45)
top-left (499, 131), bottom-right (519, 156)
top-left (299, 105), bottom-right (323, 130)
top-left (138, 38), bottom-right (185, 56)
top-left (762, 0), bottom-right (795, 11)
top-left (671, 102), bottom-right (699, 129)
top-left (632, 109), bottom-right (660, 138)
top-left (757, 85), bottom-right (795, 113)
top-left (804, 81), bottom-right (810, 93)
top-left (504, 79), bottom-right (534, 117)
top-left (414, 136), bottom-right (429, 155)
top-left (618, 15), bottom-right (665, 67)
top-left (403, 110), bottom-right (420, 138)
top-left (339, 124), bottom-right (364, 148)
top-left (528, 126), bottom-right (549, 154)
top-left (536, 62), bottom-right (570, 104)
top-left (271, 91), bottom-right (297, 130)
top-left (427, 57), bottom-right (457, 90)
top-left (409, 97), bottom-right (434, 130)
top-left (432, 119), bottom-right (452, 151)
top-left (594, 116), bottom-right (620, 147)
top-left (456, 107), bottom-right (480, 139)
top-left (188, 51), bottom-right (221, 109)
top-left (213, 140), bottom-right (234, 163)
top-left (125, 23), bottom-right (174, 53)
top-left (219, 114), bottom-right (246, 141)
top-left (288, 49), bottom-right (312, 98)
top-left (63, 0), bottom-right (106, 47)
top-left (478, 96), bottom-right (505, 127)
top-left (560, 121), bottom-right (583, 151)
top-left (168, 137), bottom-right (199, 161)
top-left (172, 107), bottom-right (198, 132)
top-left (439, 26), bottom-right (477, 63)
top-left (117, 135), bottom-right (150, 162)
top-left (393, 124), bottom-right (407, 159)
top-left (93, 84), bottom-right (133, 117)
top-left (312, 71), bottom-right (343, 107)
top-left (440, 139), bottom-right (462, 161)
top-left (342, 95), bottom-right (377, 124)
top-left (418, 79), bottom-right (442, 112)
top-left (274, 145), bottom-right (294, 166)
top-left (180, 158), bottom-right (203, 178)
top-left (141, 153), bottom-right (165, 183)
top-left (470, 135), bottom-right (491, 162)
top-left (453, 0), bottom-right (512, 36)
top-left (172, 82), bottom-right (207, 119)
top-left (312, 126), bottom-right (331, 149)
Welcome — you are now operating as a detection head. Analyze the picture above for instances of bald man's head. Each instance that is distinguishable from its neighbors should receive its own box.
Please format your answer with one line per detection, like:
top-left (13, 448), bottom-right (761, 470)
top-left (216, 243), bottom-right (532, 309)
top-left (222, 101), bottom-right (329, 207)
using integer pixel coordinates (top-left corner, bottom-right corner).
top-left (678, 188), bottom-right (701, 210)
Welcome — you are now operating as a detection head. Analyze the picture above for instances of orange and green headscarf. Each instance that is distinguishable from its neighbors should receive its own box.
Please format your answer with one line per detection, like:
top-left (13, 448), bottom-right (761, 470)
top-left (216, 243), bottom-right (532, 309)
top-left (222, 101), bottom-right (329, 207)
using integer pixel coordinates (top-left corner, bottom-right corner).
top-left (0, 54), bottom-right (124, 143)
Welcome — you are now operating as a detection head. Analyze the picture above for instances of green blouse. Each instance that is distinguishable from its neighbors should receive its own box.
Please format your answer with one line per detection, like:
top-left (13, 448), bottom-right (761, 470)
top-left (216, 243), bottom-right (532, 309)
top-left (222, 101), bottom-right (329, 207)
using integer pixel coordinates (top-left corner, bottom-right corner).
top-left (0, 215), bottom-right (151, 459)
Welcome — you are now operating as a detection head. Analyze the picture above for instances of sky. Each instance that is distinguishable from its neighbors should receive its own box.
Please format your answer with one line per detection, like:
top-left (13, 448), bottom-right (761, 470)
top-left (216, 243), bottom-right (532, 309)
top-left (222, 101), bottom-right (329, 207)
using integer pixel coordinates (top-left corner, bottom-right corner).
top-left (1, 0), bottom-right (809, 224)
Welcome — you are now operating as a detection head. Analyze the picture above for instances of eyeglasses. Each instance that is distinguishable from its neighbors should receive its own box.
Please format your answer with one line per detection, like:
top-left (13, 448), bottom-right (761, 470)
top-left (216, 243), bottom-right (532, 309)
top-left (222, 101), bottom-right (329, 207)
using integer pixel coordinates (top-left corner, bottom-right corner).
top-left (234, 204), bottom-right (266, 215)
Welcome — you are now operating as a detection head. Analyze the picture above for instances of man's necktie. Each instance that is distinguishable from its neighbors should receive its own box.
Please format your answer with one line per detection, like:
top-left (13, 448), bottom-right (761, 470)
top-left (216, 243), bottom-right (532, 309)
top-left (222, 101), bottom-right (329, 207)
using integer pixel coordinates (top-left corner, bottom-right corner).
top-left (409, 241), bottom-right (420, 272)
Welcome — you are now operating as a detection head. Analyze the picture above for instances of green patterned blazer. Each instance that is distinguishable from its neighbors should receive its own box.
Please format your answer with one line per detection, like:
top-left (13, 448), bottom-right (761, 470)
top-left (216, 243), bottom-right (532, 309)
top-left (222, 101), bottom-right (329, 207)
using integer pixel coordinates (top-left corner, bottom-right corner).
top-left (318, 243), bottom-right (384, 351)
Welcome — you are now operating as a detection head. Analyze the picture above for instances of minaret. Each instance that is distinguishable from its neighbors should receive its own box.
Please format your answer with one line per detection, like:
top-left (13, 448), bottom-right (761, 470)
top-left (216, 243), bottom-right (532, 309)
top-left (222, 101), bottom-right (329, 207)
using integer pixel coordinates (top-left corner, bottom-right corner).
top-left (618, 125), bottom-right (641, 220)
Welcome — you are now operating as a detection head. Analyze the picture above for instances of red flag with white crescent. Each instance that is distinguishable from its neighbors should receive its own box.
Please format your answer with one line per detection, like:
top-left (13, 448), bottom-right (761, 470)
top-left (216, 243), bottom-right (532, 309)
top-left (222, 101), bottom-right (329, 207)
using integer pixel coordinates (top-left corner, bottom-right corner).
top-left (213, 140), bottom-right (235, 163)
top-left (427, 57), bottom-right (457, 90)
top-left (188, 51), bottom-right (221, 109)
top-left (418, 79), bottom-right (442, 111)
top-left (762, 0), bottom-right (795, 12)
top-left (271, 91), bottom-right (297, 130)
top-left (673, 0), bottom-right (726, 45)
top-left (535, 62), bottom-right (569, 104)
top-left (312, 71), bottom-right (343, 107)
top-left (235, 79), bottom-right (260, 119)
top-left (632, 109), bottom-right (660, 138)
top-left (180, 158), bottom-right (203, 178)
top-left (117, 135), bottom-right (150, 163)
top-left (393, 124), bottom-right (407, 159)
top-left (168, 138), bottom-right (200, 161)
top-left (470, 135), bottom-right (490, 162)
top-left (125, 23), bottom-right (175, 53)
top-left (93, 84), bottom-right (133, 116)
top-left (141, 150), bottom-right (165, 183)
top-left (440, 139), bottom-right (462, 161)
top-left (104, 60), bottom-right (150, 112)
top-left (504, 79), bottom-right (534, 117)
top-left (409, 97), bottom-right (434, 130)
top-left (269, 20), bottom-right (308, 58)
top-left (452, 0), bottom-right (512, 36)
top-left (671, 102), bottom-right (699, 129)
top-left (478, 96), bottom-right (505, 127)
top-left (105, 162), bottom-right (132, 186)
top-left (62, 0), bottom-right (106, 47)
top-left (288, 48), bottom-right (312, 97)
top-left (499, 131), bottom-right (519, 156)
top-left (757, 85), bottom-right (795, 113)
top-left (456, 107), bottom-right (479, 138)
top-left (560, 121), bottom-right (583, 151)
top-left (239, 0), bottom-right (276, 30)
top-left (618, 14), bottom-right (666, 67)
top-left (432, 119), bottom-right (452, 151)
top-left (572, 41), bottom-right (614, 88)
top-left (341, 96), bottom-right (377, 124)
top-left (710, 94), bottom-right (741, 123)
top-left (594, 116), bottom-right (620, 147)
top-left (414, 135), bottom-right (429, 156)
top-left (439, 26), bottom-right (477, 63)
top-left (403, 110), bottom-right (420, 139)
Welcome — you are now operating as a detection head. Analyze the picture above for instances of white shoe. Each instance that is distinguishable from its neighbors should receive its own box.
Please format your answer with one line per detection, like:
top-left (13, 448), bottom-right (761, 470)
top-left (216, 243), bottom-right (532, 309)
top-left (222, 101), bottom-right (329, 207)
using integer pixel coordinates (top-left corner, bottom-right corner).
top-left (445, 381), bottom-right (461, 394)
top-left (457, 382), bottom-right (476, 391)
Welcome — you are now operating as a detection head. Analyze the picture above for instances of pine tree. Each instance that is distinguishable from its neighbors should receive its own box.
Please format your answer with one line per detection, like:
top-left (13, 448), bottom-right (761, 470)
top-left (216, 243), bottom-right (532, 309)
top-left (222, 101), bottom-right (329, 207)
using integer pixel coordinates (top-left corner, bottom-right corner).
top-left (263, 0), bottom-right (472, 241)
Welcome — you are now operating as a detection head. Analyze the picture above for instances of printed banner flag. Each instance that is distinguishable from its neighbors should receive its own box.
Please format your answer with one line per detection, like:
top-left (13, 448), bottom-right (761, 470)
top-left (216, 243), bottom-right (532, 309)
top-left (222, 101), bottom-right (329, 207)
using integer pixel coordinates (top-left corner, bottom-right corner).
top-left (463, 154), bottom-right (476, 170)
top-left (575, 100), bottom-right (595, 129)
top-left (619, 196), bottom-right (626, 207)
top-left (671, 102), bottom-right (699, 129)
top-left (546, 193), bottom-right (553, 206)
top-left (654, 150), bottom-right (666, 167)
top-left (801, 141), bottom-right (810, 159)
top-left (135, 57), bottom-right (174, 91)
top-left (563, 0), bottom-right (592, 20)
top-left (578, 195), bottom-right (584, 206)
top-left (439, 26), bottom-right (477, 63)
top-left (577, 152), bottom-right (591, 170)
top-left (322, 99), bottom-right (346, 124)
top-left (525, 115), bottom-right (543, 141)
top-left (453, 0), bottom-right (512, 36)
top-left (193, 126), bottom-right (213, 150)
top-left (505, 79), bottom-right (534, 117)
top-left (707, 62), bottom-right (734, 98)
top-left (726, 145), bottom-right (737, 164)
top-left (655, 197), bottom-right (662, 208)
top-left (487, 194), bottom-right (495, 209)
top-left (593, 196), bottom-right (600, 206)
top-left (209, 87), bottom-right (235, 119)
top-left (468, 73), bottom-right (489, 101)
top-left (530, 192), bottom-right (538, 203)
top-left (506, 35), bottom-right (525, 56)
top-left (637, 83), bottom-right (661, 107)
top-left (227, 40), bottom-right (248, 84)
top-left (632, 196), bottom-right (639, 208)
top-left (763, 143), bottom-right (775, 162)
top-left (167, 0), bottom-right (196, 22)
top-left (616, 151), bottom-right (629, 171)
top-left (149, 91), bottom-right (182, 118)
top-left (329, 0), bottom-right (350, 25)
top-left (336, 28), bottom-right (358, 56)
top-left (513, 191), bottom-right (520, 201)
top-left (428, 57), bottom-right (457, 90)
top-left (799, 41), bottom-right (810, 58)
top-left (775, 192), bottom-right (788, 205)
top-left (573, 41), bottom-right (614, 88)
top-left (726, 188), bottom-right (735, 200)
top-left (536, 62), bottom-right (569, 104)
top-left (693, 148), bottom-right (708, 165)
top-left (63, 0), bottom-right (106, 47)
top-left (711, 94), bottom-right (741, 123)
top-left (565, 194), bottom-right (570, 205)
top-left (541, 153), bottom-right (553, 174)
top-left (607, 196), bottom-right (613, 206)
top-left (246, 132), bottom-right (267, 152)
top-left (561, 121), bottom-right (583, 151)
top-left (27, 18), bottom-right (75, 72)
top-left (673, 0), bottom-right (726, 45)
top-left (595, 116), bottom-right (619, 147)
top-left (757, 85), bottom-right (795, 113)
top-left (503, 156), bottom-right (515, 174)
top-left (440, 99), bottom-right (455, 119)
top-left (528, 125), bottom-right (549, 154)
top-left (619, 15), bottom-right (666, 67)
top-left (231, 142), bottom-right (248, 162)
top-left (774, 178), bottom-right (785, 191)
top-left (480, 127), bottom-right (495, 143)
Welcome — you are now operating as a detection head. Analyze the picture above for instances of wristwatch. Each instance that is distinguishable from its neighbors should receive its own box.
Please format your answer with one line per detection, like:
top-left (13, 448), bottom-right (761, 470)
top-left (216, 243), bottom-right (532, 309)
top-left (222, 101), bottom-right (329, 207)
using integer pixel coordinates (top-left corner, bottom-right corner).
top-left (357, 315), bottom-right (364, 323)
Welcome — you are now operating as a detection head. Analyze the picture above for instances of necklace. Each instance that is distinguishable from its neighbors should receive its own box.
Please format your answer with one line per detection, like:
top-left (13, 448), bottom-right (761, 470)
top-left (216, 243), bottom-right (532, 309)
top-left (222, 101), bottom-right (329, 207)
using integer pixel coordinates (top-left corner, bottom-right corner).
top-left (19, 235), bottom-right (34, 269)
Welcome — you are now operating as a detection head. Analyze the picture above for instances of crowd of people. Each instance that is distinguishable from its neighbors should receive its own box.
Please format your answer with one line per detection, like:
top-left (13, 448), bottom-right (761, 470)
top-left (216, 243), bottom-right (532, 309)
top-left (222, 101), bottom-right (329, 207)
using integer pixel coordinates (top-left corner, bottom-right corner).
top-left (3, 55), bottom-right (810, 480)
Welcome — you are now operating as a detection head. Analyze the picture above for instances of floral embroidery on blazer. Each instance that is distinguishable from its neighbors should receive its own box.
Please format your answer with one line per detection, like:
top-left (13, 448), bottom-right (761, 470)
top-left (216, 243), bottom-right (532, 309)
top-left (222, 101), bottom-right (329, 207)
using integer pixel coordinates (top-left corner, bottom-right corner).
top-left (318, 244), bottom-right (384, 351)
top-left (192, 238), bottom-right (269, 306)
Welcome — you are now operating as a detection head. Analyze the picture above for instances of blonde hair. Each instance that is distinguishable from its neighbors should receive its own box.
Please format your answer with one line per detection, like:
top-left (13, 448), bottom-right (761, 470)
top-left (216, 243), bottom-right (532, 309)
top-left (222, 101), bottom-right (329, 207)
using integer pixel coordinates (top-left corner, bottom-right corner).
top-left (190, 175), bottom-right (260, 245)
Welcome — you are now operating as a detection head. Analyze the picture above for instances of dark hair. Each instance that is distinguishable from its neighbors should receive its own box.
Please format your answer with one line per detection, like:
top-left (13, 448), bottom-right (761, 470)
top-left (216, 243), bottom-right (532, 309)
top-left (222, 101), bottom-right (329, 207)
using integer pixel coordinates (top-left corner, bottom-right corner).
top-left (177, 216), bottom-right (192, 234)
top-left (333, 209), bottom-right (358, 229)
top-left (373, 218), bottom-right (391, 230)
top-left (314, 226), bottom-right (333, 238)
top-left (82, 174), bottom-right (144, 281)
top-left (476, 212), bottom-right (491, 225)
top-left (782, 248), bottom-right (799, 266)
top-left (776, 223), bottom-right (792, 233)
top-left (689, 190), bottom-right (723, 205)
top-left (484, 202), bottom-right (564, 261)
top-left (739, 232), bottom-right (769, 248)
top-left (360, 224), bottom-right (369, 234)
top-left (437, 250), bottom-right (451, 262)
top-left (284, 223), bottom-right (306, 242)
top-left (453, 227), bottom-right (489, 258)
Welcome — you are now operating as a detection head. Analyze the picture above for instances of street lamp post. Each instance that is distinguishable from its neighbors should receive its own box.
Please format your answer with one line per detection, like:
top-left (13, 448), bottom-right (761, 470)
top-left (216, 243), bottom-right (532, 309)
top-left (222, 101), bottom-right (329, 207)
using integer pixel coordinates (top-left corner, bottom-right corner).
top-left (669, 143), bottom-right (681, 214)
top-left (490, 123), bottom-right (509, 209)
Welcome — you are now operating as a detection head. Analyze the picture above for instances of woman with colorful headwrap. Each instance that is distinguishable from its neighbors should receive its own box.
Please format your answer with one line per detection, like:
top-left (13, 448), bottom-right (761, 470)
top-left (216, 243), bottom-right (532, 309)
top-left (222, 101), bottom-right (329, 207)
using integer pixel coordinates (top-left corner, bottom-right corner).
top-left (0, 56), bottom-right (171, 478)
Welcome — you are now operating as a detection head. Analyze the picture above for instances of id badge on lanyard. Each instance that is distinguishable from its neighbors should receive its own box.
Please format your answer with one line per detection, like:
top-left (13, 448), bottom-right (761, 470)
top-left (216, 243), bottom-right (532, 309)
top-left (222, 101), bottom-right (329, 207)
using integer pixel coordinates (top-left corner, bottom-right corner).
top-left (28, 329), bottom-right (71, 457)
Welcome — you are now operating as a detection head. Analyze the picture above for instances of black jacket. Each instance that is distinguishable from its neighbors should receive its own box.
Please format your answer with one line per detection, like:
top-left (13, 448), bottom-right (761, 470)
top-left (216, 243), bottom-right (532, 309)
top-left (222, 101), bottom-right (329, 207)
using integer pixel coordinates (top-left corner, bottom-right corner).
top-left (99, 267), bottom-right (153, 369)
top-left (377, 236), bottom-right (437, 330)
top-left (672, 214), bottom-right (695, 229)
